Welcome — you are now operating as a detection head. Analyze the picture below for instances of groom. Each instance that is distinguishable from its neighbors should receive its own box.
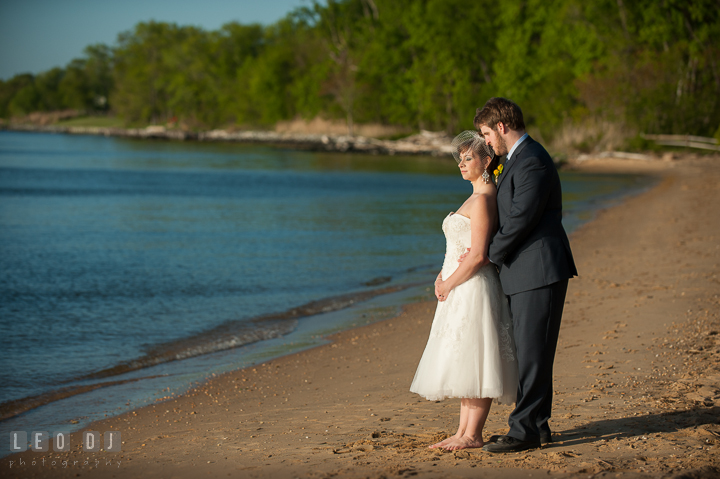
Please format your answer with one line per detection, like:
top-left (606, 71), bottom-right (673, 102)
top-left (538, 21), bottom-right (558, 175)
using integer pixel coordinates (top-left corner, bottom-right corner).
top-left (474, 98), bottom-right (577, 453)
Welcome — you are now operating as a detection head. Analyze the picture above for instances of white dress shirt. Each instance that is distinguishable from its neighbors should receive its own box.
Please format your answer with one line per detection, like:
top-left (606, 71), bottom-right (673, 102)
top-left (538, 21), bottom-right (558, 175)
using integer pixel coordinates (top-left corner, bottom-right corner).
top-left (505, 133), bottom-right (529, 164)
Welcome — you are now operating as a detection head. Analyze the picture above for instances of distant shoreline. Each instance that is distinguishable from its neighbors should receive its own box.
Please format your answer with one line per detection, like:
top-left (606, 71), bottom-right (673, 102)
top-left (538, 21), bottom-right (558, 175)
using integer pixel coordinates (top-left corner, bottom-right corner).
top-left (4, 122), bottom-right (707, 170)
top-left (1, 123), bottom-right (454, 157)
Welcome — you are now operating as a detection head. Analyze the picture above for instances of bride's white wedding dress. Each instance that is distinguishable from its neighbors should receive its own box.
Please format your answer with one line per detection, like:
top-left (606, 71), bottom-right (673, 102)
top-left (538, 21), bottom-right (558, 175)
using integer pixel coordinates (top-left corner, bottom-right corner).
top-left (410, 213), bottom-right (518, 404)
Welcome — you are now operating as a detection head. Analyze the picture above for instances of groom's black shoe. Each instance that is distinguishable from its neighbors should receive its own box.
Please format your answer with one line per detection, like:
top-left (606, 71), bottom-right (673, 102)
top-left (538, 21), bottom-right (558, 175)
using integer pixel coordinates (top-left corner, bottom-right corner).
top-left (487, 432), bottom-right (552, 445)
top-left (482, 435), bottom-right (541, 453)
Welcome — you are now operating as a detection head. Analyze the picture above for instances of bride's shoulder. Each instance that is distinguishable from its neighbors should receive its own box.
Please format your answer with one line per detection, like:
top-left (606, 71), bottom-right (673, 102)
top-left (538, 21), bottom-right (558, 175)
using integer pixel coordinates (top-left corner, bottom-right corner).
top-left (474, 185), bottom-right (497, 202)
top-left (468, 189), bottom-right (496, 214)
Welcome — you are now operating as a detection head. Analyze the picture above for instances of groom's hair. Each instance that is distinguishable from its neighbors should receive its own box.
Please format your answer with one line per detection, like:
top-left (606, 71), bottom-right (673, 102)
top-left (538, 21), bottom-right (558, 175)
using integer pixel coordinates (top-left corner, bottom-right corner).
top-left (474, 97), bottom-right (525, 132)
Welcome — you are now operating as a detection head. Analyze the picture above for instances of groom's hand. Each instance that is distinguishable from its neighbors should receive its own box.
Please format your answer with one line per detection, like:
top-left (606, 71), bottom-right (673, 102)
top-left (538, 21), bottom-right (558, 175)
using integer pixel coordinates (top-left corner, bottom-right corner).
top-left (458, 248), bottom-right (490, 268)
top-left (458, 248), bottom-right (471, 263)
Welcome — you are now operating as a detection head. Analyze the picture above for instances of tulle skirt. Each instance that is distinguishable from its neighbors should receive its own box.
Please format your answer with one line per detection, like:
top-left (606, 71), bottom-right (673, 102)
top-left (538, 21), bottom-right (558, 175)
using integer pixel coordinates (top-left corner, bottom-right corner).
top-left (410, 265), bottom-right (518, 404)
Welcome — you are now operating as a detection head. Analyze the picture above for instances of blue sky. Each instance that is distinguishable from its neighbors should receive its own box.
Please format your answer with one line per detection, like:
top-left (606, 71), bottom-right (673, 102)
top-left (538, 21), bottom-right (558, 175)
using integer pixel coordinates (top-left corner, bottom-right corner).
top-left (0, 0), bottom-right (309, 80)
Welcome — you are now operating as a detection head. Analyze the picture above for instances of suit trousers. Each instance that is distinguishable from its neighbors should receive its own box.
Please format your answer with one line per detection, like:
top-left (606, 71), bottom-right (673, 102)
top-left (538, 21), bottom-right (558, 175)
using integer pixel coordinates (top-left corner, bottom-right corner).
top-left (506, 279), bottom-right (568, 441)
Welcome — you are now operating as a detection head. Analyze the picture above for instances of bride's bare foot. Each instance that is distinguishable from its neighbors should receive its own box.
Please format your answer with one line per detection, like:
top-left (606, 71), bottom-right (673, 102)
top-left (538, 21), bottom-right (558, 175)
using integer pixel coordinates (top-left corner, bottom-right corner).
top-left (440, 435), bottom-right (484, 451)
top-left (429, 434), bottom-right (458, 449)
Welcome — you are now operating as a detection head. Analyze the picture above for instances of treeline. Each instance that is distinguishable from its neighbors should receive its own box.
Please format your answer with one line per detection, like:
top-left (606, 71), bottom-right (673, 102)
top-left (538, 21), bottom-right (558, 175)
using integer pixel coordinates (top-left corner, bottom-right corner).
top-left (1, 0), bottom-right (718, 139)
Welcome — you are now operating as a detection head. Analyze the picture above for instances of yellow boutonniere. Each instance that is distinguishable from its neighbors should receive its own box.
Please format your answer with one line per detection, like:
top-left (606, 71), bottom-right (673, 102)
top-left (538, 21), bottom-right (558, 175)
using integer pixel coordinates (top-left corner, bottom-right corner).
top-left (494, 164), bottom-right (504, 182)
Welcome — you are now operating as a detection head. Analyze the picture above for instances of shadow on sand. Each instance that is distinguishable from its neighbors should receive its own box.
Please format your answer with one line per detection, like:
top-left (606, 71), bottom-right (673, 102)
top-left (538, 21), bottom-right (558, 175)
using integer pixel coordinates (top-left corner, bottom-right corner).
top-left (551, 405), bottom-right (720, 447)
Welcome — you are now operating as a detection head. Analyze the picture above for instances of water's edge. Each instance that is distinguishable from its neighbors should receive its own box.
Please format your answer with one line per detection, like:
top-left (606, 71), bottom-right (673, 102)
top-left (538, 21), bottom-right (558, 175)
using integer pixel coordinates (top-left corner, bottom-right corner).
top-left (0, 278), bottom-right (426, 422)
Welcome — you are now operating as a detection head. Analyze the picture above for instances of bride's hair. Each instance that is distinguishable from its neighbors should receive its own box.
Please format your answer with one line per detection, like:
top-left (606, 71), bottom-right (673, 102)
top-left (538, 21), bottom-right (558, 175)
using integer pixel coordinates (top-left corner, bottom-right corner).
top-left (451, 130), bottom-right (499, 174)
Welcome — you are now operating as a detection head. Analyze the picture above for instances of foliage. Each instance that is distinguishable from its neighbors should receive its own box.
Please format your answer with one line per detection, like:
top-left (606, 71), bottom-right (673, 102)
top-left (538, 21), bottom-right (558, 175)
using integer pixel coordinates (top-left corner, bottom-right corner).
top-left (1, 0), bottom-right (718, 137)
top-left (577, 0), bottom-right (720, 137)
top-left (0, 45), bottom-right (112, 118)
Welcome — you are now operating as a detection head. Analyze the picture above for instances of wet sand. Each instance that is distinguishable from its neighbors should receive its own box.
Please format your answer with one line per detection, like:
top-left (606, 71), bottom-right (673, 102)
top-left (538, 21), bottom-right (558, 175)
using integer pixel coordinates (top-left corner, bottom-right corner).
top-left (5, 154), bottom-right (720, 479)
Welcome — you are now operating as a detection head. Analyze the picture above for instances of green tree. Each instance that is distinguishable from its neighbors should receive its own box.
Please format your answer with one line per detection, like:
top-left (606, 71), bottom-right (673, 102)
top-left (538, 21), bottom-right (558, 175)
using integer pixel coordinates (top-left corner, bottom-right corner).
top-left (34, 68), bottom-right (65, 111)
top-left (211, 22), bottom-right (265, 125)
top-left (307, 0), bottom-right (371, 134)
top-left (6, 75), bottom-right (40, 117)
top-left (60, 59), bottom-right (91, 110)
top-left (491, 0), bottom-right (605, 139)
top-left (83, 44), bottom-right (114, 111)
top-left (112, 21), bottom-right (183, 123)
top-left (578, 0), bottom-right (720, 136)
top-left (242, 18), bottom-right (306, 126)
top-left (2, 0), bottom-right (717, 136)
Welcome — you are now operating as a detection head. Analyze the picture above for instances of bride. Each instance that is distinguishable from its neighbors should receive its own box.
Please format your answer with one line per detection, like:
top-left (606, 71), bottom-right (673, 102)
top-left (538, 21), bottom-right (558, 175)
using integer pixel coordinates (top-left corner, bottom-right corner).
top-left (410, 131), bottom-right (518, 450)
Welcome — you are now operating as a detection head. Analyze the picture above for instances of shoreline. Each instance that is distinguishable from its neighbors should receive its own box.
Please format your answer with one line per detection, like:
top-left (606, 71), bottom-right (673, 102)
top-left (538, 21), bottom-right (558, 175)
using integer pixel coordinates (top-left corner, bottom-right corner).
top-left (4, 124), bottom-right (711, 165)
top-left (1, 123), bottom-right (455, 156)
top-left (4, 155), bottom-right (720, 478)
top-left (0, 279), bottom-right (429, 424)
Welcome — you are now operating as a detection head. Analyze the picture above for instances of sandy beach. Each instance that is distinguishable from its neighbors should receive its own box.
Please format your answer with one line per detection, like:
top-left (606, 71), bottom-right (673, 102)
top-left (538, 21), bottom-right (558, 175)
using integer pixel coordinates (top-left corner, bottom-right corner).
top-left (5, 154), bottom-right (720, 479)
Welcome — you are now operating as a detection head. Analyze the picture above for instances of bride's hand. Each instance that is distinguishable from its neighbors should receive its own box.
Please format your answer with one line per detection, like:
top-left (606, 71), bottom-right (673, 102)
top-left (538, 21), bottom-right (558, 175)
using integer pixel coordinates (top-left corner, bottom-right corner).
top-left (435, 278), bottom-right (451, 302)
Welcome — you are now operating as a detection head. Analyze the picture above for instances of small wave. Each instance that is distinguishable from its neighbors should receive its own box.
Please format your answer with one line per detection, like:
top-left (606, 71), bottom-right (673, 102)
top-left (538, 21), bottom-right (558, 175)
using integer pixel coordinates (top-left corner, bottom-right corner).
top-left (0, 279), bottom-right (423, 422)
top-left (80, 281), bottom-right (420, 382)
top-left (364, 276), bottom-right (392, 286)
top-left (0, 376), bottom-right (166, 422)
top-left (80, 318), bottom-right (299, 381)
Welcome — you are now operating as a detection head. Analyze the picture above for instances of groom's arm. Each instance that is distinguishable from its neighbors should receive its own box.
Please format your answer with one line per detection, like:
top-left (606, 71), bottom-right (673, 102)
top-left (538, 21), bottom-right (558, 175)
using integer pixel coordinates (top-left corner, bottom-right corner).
top-left (488, 155), bottom-right (553, 266)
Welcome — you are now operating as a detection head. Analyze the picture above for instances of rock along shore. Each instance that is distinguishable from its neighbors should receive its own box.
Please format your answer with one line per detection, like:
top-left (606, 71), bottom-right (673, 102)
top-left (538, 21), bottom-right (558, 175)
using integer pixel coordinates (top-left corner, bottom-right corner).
top-left (1, 123), bottom-right (455, 157)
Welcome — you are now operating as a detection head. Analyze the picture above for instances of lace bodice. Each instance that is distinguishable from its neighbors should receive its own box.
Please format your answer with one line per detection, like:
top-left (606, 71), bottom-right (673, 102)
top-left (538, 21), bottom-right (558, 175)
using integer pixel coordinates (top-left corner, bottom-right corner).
top-left (441, 213), bottom-right (470, 279)
top-left (440, 212), bottom-right (498, 282)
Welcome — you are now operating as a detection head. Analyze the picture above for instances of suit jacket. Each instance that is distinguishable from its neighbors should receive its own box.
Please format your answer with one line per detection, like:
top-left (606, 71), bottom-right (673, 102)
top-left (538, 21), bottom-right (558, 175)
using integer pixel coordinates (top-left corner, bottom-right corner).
top-left (488, 136), bottom-right (577, 295)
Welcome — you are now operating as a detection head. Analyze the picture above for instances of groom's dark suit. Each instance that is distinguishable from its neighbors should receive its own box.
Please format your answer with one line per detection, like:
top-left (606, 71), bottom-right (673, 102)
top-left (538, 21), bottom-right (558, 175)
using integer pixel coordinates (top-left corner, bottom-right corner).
top-left (488, 135), bottom-right (577, 442)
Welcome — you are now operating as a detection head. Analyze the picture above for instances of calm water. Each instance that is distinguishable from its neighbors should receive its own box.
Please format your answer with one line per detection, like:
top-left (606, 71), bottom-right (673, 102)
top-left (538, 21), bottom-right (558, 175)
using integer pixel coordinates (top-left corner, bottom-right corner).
top-left (0, 131), bottom-right (652, 446)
